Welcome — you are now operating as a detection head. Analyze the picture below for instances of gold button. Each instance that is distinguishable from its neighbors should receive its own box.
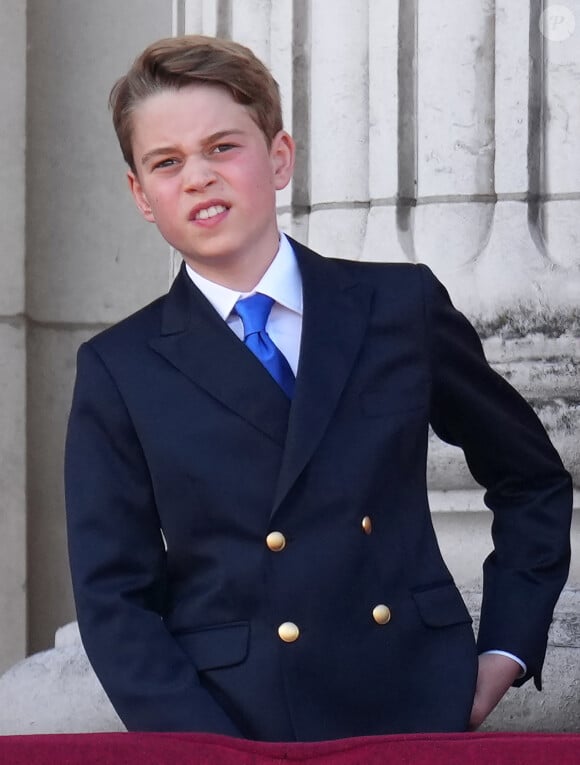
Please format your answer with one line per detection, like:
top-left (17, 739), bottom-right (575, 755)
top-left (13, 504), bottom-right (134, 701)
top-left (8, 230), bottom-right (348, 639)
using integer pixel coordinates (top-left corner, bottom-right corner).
top-left (372, 605), bottom-right (391, 625)
top-left (361, 516), bottom-right (373, 535)
top-left (278, 622), bottom-right (300, 643)
top-left (266, 531), bottom-right (286, 552)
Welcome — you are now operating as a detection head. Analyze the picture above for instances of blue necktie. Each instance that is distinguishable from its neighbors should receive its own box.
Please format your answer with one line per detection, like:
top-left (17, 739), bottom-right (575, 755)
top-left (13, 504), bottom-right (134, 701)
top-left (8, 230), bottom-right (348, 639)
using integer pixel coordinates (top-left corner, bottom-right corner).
top-left (235, 293), bottom-right (295, 399)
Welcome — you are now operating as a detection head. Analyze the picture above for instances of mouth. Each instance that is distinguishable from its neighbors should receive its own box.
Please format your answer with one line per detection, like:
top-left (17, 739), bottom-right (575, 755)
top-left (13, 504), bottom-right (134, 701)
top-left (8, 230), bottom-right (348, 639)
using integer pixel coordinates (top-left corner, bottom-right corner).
top-left (190, 203), bottom-right (229, 221)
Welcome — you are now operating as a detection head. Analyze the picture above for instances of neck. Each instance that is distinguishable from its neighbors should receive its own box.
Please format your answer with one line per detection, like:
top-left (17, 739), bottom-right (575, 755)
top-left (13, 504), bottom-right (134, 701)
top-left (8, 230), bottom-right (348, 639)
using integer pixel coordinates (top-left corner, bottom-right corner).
top-left (183, 234), bottom-right (280, 292)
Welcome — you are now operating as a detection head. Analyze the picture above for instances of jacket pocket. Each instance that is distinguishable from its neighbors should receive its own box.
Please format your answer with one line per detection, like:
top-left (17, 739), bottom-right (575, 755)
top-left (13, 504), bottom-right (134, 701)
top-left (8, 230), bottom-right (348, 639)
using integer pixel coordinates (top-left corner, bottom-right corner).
top-left (412, 582), bottom-right (473, 628)
top-left (174, 621), bottom-right (250, 671)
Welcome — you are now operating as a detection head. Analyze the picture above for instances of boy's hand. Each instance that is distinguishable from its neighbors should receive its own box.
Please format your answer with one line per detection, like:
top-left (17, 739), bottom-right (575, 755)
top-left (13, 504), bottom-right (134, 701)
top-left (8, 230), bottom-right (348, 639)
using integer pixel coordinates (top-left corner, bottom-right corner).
top-left (468, 653), bottom-right (522, 730)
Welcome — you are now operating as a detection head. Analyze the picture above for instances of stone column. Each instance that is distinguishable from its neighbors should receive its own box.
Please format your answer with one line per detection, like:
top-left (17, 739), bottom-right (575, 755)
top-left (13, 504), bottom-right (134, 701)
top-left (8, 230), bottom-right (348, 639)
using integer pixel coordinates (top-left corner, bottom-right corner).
top-left (0, 0), bottom-right (27, 676)
top-left (26, 0), bottom-right (176, 653)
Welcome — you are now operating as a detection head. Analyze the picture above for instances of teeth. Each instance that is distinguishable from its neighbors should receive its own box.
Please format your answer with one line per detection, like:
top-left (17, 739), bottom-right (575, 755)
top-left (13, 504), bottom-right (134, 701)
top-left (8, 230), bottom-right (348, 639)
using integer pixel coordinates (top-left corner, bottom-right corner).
top-left (195, 204), bottom-right (227, 220)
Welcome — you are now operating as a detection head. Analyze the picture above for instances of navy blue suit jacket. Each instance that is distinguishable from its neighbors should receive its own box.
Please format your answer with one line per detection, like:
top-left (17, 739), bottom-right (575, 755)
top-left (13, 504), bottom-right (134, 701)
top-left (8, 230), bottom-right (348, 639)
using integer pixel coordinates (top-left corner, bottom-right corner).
top-left (65, 239), bottom-right (572, 740)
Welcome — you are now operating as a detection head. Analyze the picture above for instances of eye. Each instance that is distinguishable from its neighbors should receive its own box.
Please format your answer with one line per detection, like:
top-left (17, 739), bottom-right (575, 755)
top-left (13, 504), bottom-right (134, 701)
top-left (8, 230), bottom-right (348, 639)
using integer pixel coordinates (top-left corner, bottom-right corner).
top-left (210, 143), bottom-right (237, 155)
top-left (152, 158), bottom-right (178, 170)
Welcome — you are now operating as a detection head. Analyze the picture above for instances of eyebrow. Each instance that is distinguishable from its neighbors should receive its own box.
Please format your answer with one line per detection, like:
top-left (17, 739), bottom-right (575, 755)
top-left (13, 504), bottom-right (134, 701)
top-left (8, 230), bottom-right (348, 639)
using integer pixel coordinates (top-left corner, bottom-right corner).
top-left (140, 129), bottom-right (246, 167)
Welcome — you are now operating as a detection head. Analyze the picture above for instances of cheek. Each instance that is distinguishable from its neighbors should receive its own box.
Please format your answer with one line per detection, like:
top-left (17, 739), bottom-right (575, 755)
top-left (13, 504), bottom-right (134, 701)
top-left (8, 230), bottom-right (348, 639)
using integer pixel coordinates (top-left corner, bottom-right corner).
top-left (235, 156), bottom-right (275, 196)
top-left (148, 187), bottom-right (176, 212)
top-left (248, 173), bottom-right (276, 202)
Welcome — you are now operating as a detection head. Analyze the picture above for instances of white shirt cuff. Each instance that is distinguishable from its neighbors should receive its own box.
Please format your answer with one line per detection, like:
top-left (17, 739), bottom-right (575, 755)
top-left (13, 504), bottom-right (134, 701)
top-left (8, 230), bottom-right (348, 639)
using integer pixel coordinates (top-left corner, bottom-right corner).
top-left (480, 649), bottom-right (527, 678)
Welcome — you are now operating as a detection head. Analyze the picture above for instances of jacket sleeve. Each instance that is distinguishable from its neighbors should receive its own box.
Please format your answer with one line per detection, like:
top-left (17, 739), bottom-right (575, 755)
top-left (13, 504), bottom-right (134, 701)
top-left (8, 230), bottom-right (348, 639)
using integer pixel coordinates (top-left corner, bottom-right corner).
top-left (65, 341), bottom-right (242, 734)
top-left (420, 265), bottom-right (573, 690)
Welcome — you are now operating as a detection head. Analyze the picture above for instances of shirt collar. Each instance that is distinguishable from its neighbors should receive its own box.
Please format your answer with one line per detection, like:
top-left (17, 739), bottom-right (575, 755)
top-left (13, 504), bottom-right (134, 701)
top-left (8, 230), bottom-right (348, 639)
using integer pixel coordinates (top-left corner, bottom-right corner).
top-left (185, 233), bottom-right (303, 320)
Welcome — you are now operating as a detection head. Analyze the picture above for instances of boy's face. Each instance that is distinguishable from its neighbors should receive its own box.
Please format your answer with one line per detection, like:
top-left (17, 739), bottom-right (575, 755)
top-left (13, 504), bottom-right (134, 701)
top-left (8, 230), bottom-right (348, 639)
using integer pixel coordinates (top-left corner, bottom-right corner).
top-left (127, 84), bottom-right (295, 287)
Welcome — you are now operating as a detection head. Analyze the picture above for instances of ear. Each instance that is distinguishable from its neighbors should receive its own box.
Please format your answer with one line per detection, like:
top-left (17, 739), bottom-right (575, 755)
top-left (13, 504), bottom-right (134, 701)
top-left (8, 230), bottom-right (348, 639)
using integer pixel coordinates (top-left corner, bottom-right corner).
top-left (270, 130), bottom-right (295, 191)
top-left (127, 170), bottom-right (155, 222)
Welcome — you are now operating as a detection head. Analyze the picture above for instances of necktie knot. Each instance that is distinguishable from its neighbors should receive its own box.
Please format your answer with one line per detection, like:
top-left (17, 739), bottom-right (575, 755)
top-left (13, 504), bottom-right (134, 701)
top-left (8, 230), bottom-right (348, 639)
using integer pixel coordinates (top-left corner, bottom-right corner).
top-left (235, 293), bottom-right (275, 339)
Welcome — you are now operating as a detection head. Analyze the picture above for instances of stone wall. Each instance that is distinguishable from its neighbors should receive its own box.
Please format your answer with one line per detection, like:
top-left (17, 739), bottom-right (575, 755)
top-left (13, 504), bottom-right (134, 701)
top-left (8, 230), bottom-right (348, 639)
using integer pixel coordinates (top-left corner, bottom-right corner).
top-left (0, 0), bottom-right (578, 732)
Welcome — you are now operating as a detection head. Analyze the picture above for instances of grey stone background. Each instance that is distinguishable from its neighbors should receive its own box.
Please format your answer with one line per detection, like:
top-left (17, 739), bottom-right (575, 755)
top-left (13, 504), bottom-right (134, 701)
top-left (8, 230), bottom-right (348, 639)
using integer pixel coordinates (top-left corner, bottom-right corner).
top-left (0, 0), bottom-right (578, 734)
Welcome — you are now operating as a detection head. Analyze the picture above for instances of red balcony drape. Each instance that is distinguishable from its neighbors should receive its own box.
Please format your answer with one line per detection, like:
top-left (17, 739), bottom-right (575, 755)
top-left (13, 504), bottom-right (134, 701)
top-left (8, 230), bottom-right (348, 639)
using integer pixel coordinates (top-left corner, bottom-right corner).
top-left (1, 731), bottom-right (579, 765)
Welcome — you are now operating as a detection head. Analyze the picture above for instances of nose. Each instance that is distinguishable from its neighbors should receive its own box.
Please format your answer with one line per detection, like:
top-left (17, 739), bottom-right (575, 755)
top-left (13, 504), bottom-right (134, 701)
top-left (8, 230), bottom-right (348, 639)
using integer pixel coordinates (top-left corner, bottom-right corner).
top-left (182, 156), bottom-right (216, 193)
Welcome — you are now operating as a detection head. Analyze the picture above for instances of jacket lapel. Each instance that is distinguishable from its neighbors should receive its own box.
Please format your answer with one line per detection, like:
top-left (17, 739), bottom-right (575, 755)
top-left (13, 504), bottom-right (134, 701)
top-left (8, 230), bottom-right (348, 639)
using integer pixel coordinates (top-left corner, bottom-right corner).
top-left (272, 240), bottom-right (373, 512)
top-left (149, 265), bottom-right (290, 447)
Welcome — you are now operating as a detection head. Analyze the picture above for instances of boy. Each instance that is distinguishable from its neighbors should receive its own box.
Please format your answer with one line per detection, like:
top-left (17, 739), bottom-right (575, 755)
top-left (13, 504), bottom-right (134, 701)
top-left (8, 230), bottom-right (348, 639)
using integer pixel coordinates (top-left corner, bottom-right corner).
top-left (65, 35), bottom-right (572, 741)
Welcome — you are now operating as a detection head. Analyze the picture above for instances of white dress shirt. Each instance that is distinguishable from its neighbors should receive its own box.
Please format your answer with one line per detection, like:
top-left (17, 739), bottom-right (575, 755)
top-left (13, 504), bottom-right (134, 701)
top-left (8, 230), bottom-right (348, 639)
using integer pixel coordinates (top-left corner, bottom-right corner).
top-left (185, 233), bottom-right (302, 375)
top-left (184, 232), bottom-right (526, 678)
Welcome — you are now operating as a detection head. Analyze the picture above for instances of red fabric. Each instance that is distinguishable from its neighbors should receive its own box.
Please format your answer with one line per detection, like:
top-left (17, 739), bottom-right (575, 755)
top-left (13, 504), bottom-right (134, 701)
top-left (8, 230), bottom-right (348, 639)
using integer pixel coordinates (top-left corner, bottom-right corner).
top-left (0, 732), bottom-right (579, 765)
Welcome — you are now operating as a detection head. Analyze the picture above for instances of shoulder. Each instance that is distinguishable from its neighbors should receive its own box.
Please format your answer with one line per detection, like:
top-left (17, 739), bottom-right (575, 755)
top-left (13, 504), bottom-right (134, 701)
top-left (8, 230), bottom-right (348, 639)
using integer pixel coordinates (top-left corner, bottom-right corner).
top-left (288, 236), bottom-right (443, 298)
top-left (88, 295), bottom-right (166, 351)
top-left (330, 256), bottom-right (434, 285)
top-left (77, 285), bottom-right (173, 377)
